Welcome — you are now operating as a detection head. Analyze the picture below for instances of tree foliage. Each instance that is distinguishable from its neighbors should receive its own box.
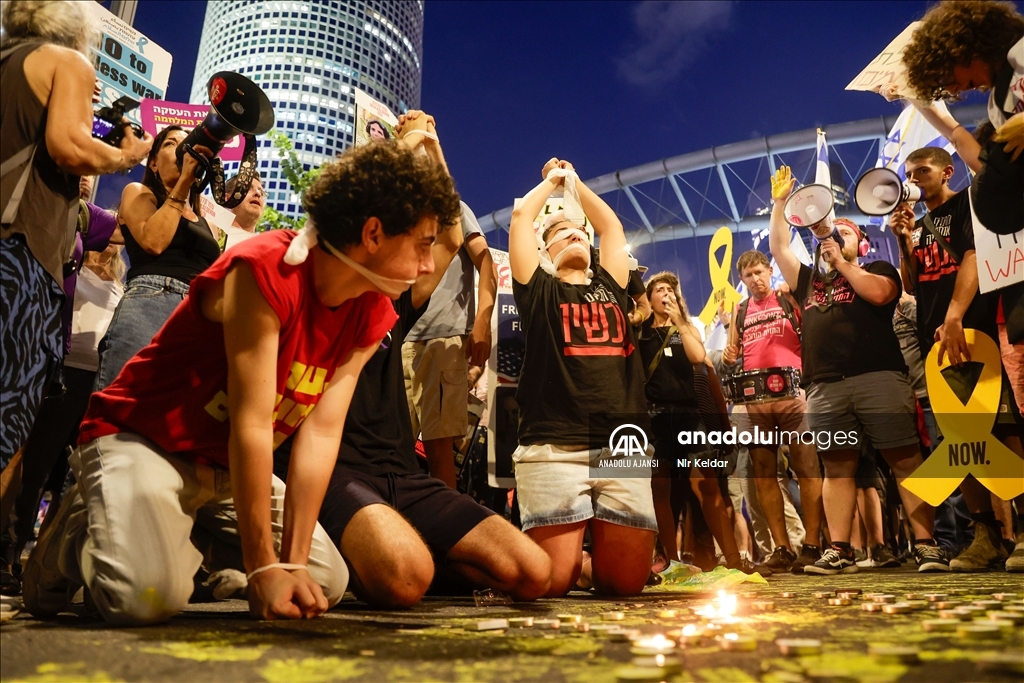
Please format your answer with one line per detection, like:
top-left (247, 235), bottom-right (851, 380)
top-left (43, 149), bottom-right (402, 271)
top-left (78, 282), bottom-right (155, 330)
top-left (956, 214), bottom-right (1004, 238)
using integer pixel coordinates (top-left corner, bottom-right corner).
top-left (256, 130), bottom-right (322, 232)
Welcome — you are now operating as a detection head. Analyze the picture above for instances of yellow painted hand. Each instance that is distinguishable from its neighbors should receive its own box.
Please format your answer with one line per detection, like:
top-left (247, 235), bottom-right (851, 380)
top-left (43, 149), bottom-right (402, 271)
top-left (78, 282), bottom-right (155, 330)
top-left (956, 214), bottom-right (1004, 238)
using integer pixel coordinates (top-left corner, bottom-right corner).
top-left (993, 113), bottom-right (1024, 162)
top-left (770, 166), bottom-right (796, 201)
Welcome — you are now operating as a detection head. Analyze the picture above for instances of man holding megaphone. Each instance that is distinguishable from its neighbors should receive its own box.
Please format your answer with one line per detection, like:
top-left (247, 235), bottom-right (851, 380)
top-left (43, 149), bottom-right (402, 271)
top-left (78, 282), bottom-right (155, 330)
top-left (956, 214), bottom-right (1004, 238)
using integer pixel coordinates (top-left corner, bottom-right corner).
top-left (769, 166), bottom-right (949, 576)
top-left (888, 146), bottom-right (1023, 573)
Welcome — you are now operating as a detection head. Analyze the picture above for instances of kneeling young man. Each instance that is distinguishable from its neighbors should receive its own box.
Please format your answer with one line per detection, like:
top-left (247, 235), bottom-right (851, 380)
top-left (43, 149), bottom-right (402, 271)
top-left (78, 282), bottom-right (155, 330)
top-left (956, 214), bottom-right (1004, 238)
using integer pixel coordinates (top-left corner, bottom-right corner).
top-left (23, 142), bottom-right (442, 624)
top-left (278, 112), bottom-right (551, 608)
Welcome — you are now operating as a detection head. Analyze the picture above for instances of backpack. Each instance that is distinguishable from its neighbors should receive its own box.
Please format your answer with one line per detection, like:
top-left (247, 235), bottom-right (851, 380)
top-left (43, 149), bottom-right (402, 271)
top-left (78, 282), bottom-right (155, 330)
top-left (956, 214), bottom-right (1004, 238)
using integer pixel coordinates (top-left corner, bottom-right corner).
top-left (736, 290), bottom-right (802, 341)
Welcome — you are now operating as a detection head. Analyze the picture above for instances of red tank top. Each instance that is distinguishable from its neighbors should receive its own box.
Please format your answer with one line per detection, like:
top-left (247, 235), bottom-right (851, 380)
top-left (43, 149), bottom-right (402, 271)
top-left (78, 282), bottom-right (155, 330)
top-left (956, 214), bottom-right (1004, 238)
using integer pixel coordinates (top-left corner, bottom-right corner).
top-left (79, 230), bottom-right (398, 467)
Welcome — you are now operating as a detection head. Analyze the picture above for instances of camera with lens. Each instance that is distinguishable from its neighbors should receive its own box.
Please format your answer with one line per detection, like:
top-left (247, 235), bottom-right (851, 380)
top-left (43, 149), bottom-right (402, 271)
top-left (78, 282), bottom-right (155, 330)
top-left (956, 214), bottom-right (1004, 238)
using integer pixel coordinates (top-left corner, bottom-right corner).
top-left (92, 95), bottom-right (144, 147)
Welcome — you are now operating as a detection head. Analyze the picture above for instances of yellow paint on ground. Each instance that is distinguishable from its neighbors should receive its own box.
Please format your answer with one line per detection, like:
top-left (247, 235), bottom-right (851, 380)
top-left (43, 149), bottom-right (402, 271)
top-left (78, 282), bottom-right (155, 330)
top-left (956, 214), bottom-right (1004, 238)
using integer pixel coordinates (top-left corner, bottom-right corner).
top-left (139, 640), bottom-right (271, 662)
top-left (259, 657), bottom-right (364, 683)
top-left (7, 662), bottom-right (123, 683)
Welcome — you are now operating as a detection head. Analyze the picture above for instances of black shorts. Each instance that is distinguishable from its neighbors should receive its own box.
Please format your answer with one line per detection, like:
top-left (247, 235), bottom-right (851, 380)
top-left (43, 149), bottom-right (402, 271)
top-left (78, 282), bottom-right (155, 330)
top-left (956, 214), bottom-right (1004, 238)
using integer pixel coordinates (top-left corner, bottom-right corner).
top-left (320, 464), bottom-right (496, 558)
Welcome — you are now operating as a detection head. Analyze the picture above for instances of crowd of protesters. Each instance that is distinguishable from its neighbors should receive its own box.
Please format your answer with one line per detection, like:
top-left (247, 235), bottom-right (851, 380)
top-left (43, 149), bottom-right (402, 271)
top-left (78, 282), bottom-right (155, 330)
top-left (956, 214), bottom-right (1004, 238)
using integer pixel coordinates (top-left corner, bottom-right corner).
top-left (0, 0), bottom-right (1021, 626)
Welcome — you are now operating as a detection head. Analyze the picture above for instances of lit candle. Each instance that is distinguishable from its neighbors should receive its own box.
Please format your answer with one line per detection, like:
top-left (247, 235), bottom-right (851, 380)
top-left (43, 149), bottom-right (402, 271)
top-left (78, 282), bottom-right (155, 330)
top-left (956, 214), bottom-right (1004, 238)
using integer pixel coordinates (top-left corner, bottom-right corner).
top-left (630, 634), bottom-right (677, 656)
top-left (718, 633), bottom-right (756, 652)
top-left (677, 623), bottom-right (704, 646)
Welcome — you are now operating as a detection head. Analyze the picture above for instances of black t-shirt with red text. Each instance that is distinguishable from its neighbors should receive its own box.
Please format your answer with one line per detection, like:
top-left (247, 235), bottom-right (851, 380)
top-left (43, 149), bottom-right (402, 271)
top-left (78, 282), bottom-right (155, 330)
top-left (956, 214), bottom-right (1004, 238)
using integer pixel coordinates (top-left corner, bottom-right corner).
top-left (795, 260), bottom-right (907, 383)
top-left (912, 189), bottom-right (998, 357)
top-left (513, 265), bottom-right (648, 446)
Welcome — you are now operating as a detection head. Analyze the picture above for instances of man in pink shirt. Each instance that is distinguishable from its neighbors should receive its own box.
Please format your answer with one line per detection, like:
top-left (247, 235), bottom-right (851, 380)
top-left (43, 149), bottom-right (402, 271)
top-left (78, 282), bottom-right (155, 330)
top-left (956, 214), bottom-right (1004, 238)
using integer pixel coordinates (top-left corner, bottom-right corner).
top-left (723, 250), bottom-right (824, 573)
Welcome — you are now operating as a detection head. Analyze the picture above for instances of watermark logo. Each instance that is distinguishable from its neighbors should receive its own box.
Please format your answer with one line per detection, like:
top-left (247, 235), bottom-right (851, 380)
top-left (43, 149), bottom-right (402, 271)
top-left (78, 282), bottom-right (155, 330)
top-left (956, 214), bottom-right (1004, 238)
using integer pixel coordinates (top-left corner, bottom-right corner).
top-left (609, 423), bottom-right (649, 459)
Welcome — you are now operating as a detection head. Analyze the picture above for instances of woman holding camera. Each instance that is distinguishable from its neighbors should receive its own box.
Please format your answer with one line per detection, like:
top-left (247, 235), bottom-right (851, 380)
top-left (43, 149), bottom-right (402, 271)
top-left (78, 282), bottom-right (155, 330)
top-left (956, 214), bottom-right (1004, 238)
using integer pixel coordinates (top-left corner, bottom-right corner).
top-left (93, 126), bottom-right (221, 390)
top-left (0, 0), bottom-right (152, 466)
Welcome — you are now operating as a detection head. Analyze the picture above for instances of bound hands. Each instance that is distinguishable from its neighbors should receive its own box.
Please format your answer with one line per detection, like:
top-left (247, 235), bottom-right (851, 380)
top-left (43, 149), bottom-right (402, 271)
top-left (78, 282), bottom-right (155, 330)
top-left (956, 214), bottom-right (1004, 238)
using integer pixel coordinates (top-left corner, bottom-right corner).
top-left (542, 158), bottom-right (574, 185)
top-left (396, 110), bottom-right (437, 150)
top-left (994, 113), bottom-right (1024, 162)
top-left (771, 166), bottom-right (796, 202)
top-left (247, 566), bottom-right (328, 620)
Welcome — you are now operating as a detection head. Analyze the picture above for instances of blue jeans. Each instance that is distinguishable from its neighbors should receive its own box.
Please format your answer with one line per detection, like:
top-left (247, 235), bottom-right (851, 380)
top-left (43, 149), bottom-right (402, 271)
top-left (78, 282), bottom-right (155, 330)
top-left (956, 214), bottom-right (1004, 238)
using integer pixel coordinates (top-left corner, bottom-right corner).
top-left (94, 275), bottom-right (190, 391)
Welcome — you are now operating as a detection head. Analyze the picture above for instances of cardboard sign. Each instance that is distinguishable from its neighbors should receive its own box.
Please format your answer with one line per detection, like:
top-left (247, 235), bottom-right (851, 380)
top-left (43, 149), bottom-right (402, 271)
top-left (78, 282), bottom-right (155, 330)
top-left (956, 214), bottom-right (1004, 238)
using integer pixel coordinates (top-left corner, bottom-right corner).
top-left (353, 88), bottom-right (398, 146)
top-left (970, 190), bottom-right (1023, 294)
top-left (846, 23), bottom-right (920, 101)
top-left (83, 3), bottom-right (171, 126)
top-left (138, 100), bottom-right (244, 163)
top-left (697, 226), bottom-right (742, 326)
top-left (902, 330), bottom-right (1024, 505)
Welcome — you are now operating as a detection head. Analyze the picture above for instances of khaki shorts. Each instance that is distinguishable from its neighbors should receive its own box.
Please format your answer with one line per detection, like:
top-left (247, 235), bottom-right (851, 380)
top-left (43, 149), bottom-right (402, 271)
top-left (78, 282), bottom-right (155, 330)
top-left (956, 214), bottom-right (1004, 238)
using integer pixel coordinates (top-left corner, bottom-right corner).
top-left (402, 336), bottom-right (469, 440)
top-left (735, 392), bottom-right (809, 436)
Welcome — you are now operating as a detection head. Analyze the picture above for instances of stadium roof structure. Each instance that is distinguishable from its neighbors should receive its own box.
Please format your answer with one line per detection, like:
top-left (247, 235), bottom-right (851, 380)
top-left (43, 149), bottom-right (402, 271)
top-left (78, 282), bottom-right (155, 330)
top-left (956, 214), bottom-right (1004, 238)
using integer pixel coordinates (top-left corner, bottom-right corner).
top-left (477, 103), bottom-right (986, 247)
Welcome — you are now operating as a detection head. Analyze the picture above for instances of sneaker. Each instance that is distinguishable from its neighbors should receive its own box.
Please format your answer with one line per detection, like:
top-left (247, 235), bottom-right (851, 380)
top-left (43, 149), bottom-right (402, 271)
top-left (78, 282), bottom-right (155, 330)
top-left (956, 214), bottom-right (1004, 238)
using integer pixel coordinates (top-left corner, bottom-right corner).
top-left (792, 544), bottom-right (822, 574)
top-left (763, 546), bottom-right (798, 572)
top-left (725, 555), bottom-right (761, 575)
top-left (914, 542), bottom-right (951, 573)
top-left (853, 547), bottom-right (868, 565)
top-left (949, 523), bottom-right (1006, 572)
top-left (1006, 532), bottom-right (1024, 573)
top-left (859, 543), bottom-right (901, 569)
top-left (21, 489), bottom-right (79, 618)
top-left (804, 546), bottom-right (859, 575)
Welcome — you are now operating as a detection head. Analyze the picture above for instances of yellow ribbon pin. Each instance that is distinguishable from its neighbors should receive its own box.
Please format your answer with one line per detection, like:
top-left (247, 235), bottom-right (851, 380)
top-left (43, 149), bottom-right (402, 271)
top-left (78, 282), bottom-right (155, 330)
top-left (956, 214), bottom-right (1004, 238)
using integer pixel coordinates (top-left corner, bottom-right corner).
top-left (902, 329), bottom-right (1024, 506)
top-left (698, 226), bottom-right (742, 326)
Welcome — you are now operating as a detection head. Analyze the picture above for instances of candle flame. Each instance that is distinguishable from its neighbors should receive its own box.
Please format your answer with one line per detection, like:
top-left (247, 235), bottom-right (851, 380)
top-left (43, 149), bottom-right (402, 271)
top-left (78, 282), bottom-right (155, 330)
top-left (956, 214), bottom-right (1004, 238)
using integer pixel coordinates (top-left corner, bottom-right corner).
top-left (682, 624), bottom-right (698, 636)
top-left (724, 632), bottom-right (739, 641)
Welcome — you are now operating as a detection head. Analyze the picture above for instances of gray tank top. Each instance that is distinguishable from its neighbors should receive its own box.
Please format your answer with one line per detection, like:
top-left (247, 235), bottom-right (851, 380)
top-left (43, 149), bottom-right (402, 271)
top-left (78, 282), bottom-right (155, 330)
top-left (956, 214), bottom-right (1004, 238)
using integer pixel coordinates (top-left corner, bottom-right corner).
top-left (1, 41), bottom-right (80, 286)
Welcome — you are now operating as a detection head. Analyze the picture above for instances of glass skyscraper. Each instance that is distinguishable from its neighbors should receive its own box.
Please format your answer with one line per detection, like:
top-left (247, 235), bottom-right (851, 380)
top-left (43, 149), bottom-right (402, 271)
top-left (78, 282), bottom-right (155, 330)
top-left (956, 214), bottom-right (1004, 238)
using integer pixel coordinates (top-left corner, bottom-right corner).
top-left (190, 0), bottom-right (424, 216)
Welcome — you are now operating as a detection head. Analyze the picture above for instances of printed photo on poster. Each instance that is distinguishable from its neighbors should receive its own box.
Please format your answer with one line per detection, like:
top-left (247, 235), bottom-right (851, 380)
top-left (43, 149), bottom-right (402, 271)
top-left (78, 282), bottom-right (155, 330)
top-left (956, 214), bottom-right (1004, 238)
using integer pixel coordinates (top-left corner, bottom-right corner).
top-left (353, 88), bottom-right (398, 146)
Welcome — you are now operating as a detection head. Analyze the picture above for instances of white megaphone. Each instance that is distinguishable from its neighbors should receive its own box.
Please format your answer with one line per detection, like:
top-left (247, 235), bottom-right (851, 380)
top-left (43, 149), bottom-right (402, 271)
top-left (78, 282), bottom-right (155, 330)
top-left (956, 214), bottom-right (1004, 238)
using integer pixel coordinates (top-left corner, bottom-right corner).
top-left (783, 183), bottom-right (845, 248)
top-left (854, 167), bottom-right (923, 215)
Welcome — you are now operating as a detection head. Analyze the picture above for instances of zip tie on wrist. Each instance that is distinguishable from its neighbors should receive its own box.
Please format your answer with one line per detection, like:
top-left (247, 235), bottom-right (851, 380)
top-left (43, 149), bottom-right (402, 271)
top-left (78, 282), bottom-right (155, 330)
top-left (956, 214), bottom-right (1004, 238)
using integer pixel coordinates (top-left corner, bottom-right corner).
top-left (246, 562), bottom-right (307, 581)
top-left (401, 128), bottom-right (439, 142)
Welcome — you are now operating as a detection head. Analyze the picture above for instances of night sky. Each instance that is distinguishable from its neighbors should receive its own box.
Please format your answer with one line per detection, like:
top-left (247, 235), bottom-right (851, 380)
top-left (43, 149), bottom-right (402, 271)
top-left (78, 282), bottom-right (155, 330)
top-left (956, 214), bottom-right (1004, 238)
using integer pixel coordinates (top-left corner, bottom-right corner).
top-left (128, 0), bottom-right (1002, 216)
top-left (123, 0), bottom-right (1008, 303)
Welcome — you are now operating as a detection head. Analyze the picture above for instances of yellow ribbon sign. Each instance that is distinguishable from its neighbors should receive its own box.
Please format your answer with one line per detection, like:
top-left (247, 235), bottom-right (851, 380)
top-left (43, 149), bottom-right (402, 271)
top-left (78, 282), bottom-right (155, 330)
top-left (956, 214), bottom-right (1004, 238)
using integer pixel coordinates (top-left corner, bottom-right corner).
top-left (902, 329), bottom-right (1024, 506)
top-left (698, 226), bottom-right (742, 326)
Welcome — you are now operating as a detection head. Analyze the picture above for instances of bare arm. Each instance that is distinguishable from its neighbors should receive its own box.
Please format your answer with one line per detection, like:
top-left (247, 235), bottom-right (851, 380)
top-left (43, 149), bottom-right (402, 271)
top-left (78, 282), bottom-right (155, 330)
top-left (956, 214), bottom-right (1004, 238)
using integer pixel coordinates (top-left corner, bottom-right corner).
top-left (465, 233), bottom-right (496, 366)
top-left (767, 167), bottom-right (802, 290)
top-left (284, 343), bottom-right (375, 565)
top-left (831, 255), bottom-right (899, 305)
top-left (914, 103), bottom-right (982, 173)
top-left (575, 175), bottom-right (629, 288)
top-left (509, 167), bottom-right (560, 285)
top-left (629, 292), bottom-right (652, 326)
top-left (889, 204), bottom-right (918, 295)
top-left (936, 250), bottom-right (979, 366)
top-left (411, 214), bottom-right (464, 310)
top-left (664, 298), bottom-right (706, 364)
top-left (35, 47), bottom-right (151, 175)
top-left (117, 145), bottom-right (209, 255)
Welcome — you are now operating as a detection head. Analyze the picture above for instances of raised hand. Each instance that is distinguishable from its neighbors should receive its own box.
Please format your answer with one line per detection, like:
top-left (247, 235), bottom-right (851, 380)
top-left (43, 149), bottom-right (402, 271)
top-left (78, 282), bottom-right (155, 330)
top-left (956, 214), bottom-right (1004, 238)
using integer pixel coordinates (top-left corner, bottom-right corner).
top-left (771, 166), bottom-right (796, 202)
top-left (993, 112), bottom-right (1024, 162)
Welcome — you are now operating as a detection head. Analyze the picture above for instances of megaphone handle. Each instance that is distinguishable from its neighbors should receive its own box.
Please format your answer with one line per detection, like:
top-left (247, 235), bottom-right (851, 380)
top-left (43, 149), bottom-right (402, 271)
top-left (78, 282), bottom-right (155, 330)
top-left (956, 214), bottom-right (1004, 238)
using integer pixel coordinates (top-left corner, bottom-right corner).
top-left (181, 144), bottom-right (212, 184)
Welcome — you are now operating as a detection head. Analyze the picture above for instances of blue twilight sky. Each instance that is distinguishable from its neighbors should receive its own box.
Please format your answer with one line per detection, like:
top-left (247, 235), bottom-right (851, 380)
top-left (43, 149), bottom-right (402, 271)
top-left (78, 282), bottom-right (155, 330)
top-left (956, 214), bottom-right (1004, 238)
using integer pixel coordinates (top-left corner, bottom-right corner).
top-left (124, 0), bottom-right (1011, 304)
top-left (128, 0), bottom-right (1005, 218)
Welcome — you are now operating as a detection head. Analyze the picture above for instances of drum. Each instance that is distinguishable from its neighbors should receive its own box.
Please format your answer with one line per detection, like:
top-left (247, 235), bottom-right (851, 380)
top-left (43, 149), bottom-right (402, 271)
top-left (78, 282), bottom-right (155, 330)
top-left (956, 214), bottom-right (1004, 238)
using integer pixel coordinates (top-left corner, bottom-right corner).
top-left (723, 367), bottom-right (801, 405)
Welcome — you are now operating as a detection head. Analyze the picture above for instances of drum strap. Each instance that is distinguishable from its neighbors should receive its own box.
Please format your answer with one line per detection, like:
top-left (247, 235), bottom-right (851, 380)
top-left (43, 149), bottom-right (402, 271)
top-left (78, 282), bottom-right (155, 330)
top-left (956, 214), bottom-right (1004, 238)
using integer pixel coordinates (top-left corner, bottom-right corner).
top-left (736, 292), bottom-right (802, 342)
top-left (646, 325), bottom-right (677, 380)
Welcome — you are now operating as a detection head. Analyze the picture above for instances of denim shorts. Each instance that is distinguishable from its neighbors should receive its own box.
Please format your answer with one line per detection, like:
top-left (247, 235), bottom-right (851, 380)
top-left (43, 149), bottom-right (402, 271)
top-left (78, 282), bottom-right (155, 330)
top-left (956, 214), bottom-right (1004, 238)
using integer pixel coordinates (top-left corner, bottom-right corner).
top-left (94, 275), bottom-right (190, 391)
top-left (512, 444), bottom-right (658, 533)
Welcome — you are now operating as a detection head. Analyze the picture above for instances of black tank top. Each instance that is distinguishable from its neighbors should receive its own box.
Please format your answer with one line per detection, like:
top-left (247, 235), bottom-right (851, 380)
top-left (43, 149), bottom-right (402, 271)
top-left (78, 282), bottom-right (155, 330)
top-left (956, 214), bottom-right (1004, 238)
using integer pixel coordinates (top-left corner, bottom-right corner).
top-left (123, 212), bottom-right (220, 283)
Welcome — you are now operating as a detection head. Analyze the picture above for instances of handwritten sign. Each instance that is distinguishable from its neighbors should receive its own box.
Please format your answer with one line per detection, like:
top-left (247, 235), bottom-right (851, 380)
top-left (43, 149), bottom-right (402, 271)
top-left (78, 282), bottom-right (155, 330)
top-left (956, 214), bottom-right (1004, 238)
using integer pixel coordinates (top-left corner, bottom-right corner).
top-left (846, 23), bottom-right (919, 101)
top-left (971, 190), bottom-right (1023, 294)
top-left (83, 3), bottom-right (171, 126)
